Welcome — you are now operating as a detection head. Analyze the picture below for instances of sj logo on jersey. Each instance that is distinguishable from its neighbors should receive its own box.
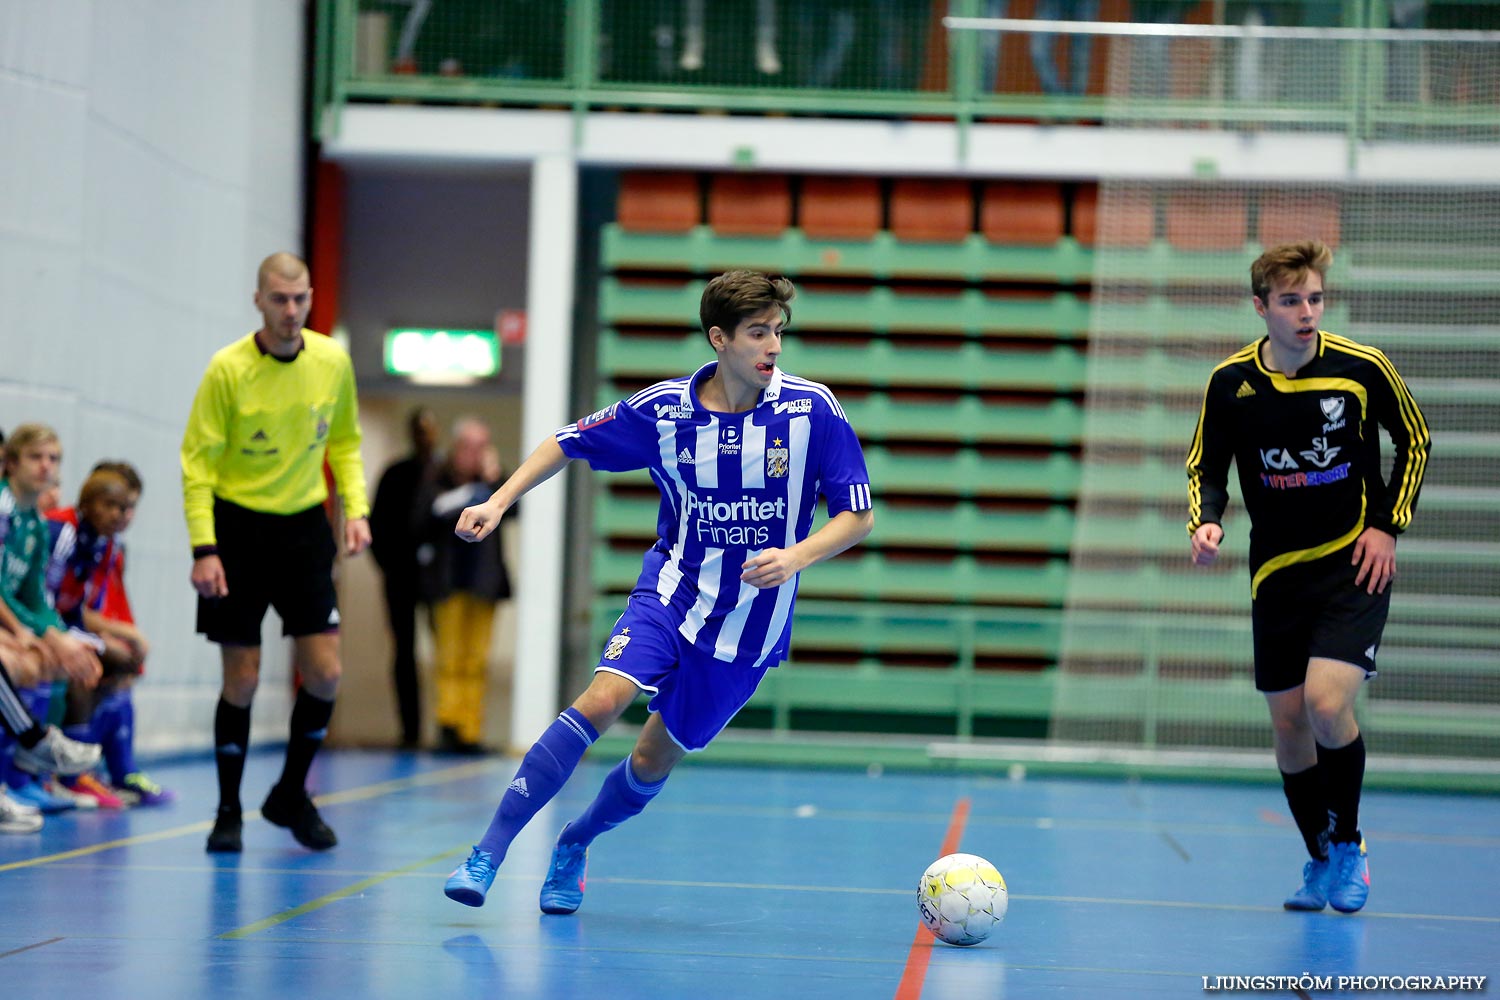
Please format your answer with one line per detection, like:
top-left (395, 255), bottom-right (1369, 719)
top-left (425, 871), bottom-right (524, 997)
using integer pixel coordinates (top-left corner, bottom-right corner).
top-left (766, 444), bottom-right (789, 479)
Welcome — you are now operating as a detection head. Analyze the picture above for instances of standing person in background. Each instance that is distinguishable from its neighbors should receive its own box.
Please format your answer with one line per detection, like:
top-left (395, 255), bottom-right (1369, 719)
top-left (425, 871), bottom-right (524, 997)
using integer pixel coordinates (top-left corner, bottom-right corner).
top-left (371, 407), bottom-right (441, 749)
top-left (182, 251), bottom-right (371, 854)
top-left (420, 417), bottom-right (511, 755)
top-left (1187, 240), bottom-right (1430, 915)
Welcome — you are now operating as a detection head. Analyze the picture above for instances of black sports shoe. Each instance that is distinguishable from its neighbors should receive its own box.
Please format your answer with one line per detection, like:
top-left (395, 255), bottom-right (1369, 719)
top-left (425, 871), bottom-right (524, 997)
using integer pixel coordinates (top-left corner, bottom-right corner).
top-left (261, 786), bottom-right (337, 850)
top-left (206, 806), bottom-right (243, 853)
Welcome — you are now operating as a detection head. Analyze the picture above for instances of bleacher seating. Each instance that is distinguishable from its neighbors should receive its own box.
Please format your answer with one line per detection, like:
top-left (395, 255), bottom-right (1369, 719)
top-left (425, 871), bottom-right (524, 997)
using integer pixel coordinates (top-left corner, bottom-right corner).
top-left (593, 168), bottom-right (1500, 752)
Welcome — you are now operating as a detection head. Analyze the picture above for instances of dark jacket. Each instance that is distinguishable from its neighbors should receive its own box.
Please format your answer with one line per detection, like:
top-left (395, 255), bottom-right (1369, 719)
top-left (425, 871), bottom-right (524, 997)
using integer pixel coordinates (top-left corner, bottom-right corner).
top-left (416, 469), bottom-right (513, 603)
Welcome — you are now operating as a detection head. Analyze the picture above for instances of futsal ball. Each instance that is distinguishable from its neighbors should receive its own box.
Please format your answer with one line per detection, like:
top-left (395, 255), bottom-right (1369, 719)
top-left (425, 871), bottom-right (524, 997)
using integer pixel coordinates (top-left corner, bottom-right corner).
top-left (917, 853), bottom-right (1008, 946)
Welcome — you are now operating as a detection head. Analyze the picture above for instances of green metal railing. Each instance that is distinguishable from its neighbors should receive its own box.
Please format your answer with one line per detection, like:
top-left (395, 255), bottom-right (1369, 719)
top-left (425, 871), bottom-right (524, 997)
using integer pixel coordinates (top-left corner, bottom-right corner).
top-left (316, 0), bottom-right (1500, 147)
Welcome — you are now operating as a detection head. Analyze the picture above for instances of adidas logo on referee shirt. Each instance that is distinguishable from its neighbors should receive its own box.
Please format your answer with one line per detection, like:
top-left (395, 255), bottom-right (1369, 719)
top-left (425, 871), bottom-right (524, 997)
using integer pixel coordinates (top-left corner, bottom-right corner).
top-left (1236, 381), bottom-right (1256, 398)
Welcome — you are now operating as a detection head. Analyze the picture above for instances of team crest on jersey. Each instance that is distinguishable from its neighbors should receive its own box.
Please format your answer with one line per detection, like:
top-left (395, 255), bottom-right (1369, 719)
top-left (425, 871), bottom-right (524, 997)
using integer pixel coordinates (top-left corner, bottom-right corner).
top-left (603, 632), bottom-right (631, 660)
top-left (579, 403), bottom-right (618, 431)
top-left (766, 445), bottom-right (789, 479)
top-left (1319, 396), bottom-right (1346, 433)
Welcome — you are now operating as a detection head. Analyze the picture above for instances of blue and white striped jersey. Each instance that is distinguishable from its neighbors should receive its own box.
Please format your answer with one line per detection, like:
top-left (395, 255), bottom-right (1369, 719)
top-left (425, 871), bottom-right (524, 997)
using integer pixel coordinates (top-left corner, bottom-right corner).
top-left (557, 363), bottom-right (873, 668)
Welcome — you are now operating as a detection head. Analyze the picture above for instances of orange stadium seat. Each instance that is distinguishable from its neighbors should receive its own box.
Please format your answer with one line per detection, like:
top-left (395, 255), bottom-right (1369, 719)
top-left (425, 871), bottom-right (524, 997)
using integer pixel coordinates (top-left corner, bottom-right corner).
top-left (708, 174), bottom-right (793, 237)
top-left (616, 171), bottom-right (701, 232)
top-left (1165, 188), bottom-right (1248, 250)
top-left (1258, 189), bottom-right (1342, 249)
top-left (1072, 183), bottom-right (1155, 247)
top-left (981, 182), bottom-right (1065, 246)
top-left (800, 175), bottom-right (882, 240)
top-left (890, 179), bottom-right (973, 242)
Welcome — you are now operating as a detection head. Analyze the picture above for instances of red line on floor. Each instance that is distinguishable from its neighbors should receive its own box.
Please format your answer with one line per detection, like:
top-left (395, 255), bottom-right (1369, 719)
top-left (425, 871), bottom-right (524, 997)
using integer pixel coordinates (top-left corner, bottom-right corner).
top-left (894, 796), bottom-right (972, 1000)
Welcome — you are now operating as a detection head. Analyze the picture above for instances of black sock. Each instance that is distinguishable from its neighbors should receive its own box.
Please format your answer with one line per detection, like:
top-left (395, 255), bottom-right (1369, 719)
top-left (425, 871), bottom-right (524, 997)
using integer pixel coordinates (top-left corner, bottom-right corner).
top-left (1317, 734), bottom-right (1365, 845)
top-left (1281, 764), bottom-right (1331, 861)
top-left (214, 698), bottom-right (252, 813)
top-left (276, 689), bottom-right (334, 796)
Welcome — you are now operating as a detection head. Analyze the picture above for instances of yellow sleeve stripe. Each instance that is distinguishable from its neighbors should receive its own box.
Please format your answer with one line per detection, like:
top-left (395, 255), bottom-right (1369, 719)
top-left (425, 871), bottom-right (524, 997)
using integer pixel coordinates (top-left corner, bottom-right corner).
top-left (1185, 344), bottom-right (1258, 531)
top-left (1324, 335), bottom-right (1431, 529)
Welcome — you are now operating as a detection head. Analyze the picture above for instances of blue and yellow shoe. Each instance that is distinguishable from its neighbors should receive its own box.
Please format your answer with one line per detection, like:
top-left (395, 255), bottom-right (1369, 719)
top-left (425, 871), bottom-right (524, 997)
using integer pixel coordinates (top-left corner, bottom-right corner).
top-left (1283, 857), bottom-right (1332, 911)
top-left (1327, 838), bottom-right (1370, 913)
top-left (538, 827), bottom-right (589, 915)
top-left (445, 846), bottom-right (498, 907)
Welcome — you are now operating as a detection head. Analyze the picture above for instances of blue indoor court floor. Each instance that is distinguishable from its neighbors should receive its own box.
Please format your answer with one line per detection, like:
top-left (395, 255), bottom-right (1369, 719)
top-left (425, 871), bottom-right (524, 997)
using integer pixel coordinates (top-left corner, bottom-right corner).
top-left (2, 748), bottom-right (1497, 999)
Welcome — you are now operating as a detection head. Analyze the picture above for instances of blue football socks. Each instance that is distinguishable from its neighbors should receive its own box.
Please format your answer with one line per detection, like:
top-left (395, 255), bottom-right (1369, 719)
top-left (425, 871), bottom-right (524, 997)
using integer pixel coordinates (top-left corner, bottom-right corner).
top-left (560, 755), bottom-right (668, 848)
top-left (475, 707), bottom-right (598, 862)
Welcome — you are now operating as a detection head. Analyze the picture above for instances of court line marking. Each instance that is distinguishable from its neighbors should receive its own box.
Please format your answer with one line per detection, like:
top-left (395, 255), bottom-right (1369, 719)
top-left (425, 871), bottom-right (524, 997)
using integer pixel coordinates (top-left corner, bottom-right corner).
top-left (0, 759), bottom-right (499, 875)
top-left (895, 795), bottom-right (971, 1000)
top-left (30, 862), bottom-right (1500, 925)
top-left (650, 803), bottom-right (1500, 848)
top-left (217, 846), bottom-right (470, 940)
top-left (1159, 829), bottom-right (1192, 861)
top-left (0, 937), bottom-right (64, 961)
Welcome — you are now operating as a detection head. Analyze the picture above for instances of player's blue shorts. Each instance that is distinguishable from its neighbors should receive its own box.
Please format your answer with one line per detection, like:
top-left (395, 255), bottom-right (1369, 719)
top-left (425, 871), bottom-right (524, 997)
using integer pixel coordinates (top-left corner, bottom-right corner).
top-left (594, 595), bottom-right (778, 752)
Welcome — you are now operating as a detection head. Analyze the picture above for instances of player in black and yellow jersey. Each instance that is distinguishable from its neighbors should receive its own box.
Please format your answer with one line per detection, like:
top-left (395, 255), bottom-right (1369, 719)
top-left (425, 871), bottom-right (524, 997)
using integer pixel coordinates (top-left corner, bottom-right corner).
top-left (181, 252), bottom-right (371, 854)
top-left (1187, 240), bottom-right (1430, 915)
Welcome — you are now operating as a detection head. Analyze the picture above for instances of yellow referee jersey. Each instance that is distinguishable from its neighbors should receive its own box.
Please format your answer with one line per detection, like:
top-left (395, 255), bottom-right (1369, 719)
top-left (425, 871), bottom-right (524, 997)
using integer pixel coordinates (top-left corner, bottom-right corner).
top-left (181, 331), bottom-right (368, 548)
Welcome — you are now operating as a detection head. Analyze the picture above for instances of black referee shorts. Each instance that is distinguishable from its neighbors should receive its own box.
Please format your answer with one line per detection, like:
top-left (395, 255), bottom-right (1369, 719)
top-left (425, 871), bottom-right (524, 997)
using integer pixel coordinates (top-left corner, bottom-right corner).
top-left (1251, 549), bottom-right (1390, 693)
top-left (196, 498), bottom-right (340, 647)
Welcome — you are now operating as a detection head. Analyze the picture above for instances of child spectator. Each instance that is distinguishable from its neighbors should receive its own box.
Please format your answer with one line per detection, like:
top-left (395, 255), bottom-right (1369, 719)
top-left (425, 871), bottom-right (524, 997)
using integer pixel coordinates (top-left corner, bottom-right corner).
top-left (48, 461), bottom-right (174, 806)
top-left (0, 424), bottom-right (104, 811)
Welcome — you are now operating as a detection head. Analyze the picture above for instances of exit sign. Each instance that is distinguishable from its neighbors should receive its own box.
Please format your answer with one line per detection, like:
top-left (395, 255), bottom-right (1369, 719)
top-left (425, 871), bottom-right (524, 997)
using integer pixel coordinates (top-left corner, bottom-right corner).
top-left (384, 328), bottom-right (499, 381)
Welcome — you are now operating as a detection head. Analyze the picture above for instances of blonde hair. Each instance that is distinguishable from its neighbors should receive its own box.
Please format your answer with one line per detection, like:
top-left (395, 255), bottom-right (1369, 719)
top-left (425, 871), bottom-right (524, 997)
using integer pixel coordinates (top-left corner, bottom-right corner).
top-left (3, 423), bottom-right (61, 469)
top-left (1251, 240), bottom-right (1333, 304)
top-left (257, 251), bottom-right (310, 290)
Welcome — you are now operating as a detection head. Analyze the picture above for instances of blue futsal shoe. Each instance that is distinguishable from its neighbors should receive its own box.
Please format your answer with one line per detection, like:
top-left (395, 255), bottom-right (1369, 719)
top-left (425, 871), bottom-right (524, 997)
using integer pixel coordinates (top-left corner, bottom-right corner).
top-left (1327, 838), bottom-right (1370, 913)
top-left (538, 827), bottom-right (589, 915)
top-left (445, 846), bottom-right (498, 907)
top-left (1283, 857), bottom-right (1332, 911)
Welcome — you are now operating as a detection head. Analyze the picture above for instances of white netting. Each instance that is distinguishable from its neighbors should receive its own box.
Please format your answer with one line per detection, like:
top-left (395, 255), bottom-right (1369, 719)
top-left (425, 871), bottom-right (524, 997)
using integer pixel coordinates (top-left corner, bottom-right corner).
top-left (943, 15), bottom-right (1500, 758)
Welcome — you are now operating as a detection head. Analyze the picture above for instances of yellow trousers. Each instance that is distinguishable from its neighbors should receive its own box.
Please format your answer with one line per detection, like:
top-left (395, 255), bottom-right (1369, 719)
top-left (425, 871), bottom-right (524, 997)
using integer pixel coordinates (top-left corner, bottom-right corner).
top-left (431, 592), bottom-right (498, 745)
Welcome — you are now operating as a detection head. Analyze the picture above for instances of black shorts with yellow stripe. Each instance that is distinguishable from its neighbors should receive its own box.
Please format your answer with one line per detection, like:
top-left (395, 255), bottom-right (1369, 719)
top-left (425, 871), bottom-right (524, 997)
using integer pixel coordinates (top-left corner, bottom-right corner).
top-left (1251, 547), bottom-right (1390, 693)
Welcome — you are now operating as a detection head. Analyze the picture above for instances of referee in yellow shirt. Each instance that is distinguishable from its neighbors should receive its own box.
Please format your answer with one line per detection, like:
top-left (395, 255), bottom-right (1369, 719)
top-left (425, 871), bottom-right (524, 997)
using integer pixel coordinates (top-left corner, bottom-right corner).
top-left (182, 251), bottom-right (371, 854)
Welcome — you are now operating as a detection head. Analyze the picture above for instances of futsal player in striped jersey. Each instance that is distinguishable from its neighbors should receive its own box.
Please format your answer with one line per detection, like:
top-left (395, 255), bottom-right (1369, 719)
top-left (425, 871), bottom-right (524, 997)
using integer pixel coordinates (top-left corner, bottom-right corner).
top-left (1187, 241), bottom-right (1430, 914)
top-left (444, 270), bottom-right (875, 913)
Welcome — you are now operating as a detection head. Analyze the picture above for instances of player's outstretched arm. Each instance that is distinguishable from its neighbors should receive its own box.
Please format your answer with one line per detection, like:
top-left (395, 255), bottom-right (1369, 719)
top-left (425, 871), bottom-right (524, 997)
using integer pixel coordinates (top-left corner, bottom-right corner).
top-left (455, 436), bottom-right (572, 543)
top-left (741, 508), bottom-right (875, 589)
